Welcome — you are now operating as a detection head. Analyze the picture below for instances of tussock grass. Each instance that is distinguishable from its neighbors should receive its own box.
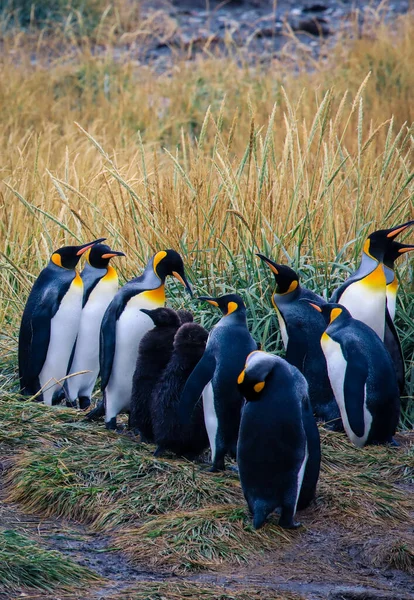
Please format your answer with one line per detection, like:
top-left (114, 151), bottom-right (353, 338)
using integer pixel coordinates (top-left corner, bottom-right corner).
top-left (115, 506), bottom-right (293, 571)
top-left (1, 395), bottom-right (412, 572)
top-left (0, 529), bottom-right (100, 591)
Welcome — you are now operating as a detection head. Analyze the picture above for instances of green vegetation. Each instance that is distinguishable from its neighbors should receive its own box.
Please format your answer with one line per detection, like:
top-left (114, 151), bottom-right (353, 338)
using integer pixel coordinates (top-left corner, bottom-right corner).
top-left (0, 528), bottom-right (99, 591)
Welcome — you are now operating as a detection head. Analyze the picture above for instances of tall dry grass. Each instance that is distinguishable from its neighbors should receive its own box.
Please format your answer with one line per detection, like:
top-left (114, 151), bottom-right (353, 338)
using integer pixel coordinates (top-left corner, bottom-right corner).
top-left (0, 10), bottom-right (413, 415)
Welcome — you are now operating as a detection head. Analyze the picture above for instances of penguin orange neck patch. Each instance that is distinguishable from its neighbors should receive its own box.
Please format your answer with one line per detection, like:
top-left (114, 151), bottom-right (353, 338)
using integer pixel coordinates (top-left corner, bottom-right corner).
top-left (361, 263), bottom-right (386, 291)
top-left (153, 251), bottom-right (167, 276)
top-left (141, 285), bottom-right (166, 306)
top-left (103, 265), bottom-right (118, 283)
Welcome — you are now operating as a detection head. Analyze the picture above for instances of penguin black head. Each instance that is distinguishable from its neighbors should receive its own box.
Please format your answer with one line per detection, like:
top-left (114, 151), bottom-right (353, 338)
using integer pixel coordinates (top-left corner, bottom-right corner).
top-left (383, 241), bottom-right (414, 269)
top-left (86, 243), bottom-right (125, 269)
top-left (176, 309), bottom-right (194, 324)
top-left (306, 301), bottom-right (351, 326)
top-left (363, 220), bottom-right (414, 262)
top-left (173, 322), bottom-right (208, 352)
top-left (152, 250), bottom-right (193, 296)
top-left (140, 307), bottom-right (181, 329)
top-left (50, 238), bottom-right (106, 270)
top-left (256, 254), bottom-right (299, 295)
top-left (237, 350), bottom-right (275, 401)
top-left (198, 293), bottom-right (246, 316)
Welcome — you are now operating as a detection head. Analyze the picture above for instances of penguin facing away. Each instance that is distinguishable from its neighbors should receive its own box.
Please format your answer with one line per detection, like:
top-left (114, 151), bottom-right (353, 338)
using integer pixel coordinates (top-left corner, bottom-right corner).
top-left (100, 249), bottom-right (192, 430)
top-left (64, 243), bottom-right (125, 410)
top-left (18, 238), bottom-right (106, 406)
top-left (330, 220), bottom-right (414, 340)
top-left (308, 302), bottom-right (400, 448)
top-left (129, 307), bottom-right (182, 442)
top-left (237, 351), bottom-right (311, 529)
top-left (256, 254), bottom-right (342, 431)
top-left (151, 321), bottom-right (209, 459)
top-left (179, 293), bottom-right (257, 471)
top-left (383, 241), bottom-right (414, 394)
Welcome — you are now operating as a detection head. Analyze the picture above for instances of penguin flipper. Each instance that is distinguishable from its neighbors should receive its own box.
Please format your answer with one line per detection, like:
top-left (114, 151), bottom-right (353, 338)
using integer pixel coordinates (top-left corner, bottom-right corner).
top-left (384, 310), bottom-right (405, 395)
top-left (344, 352), bottom-right (368, 439)
top-left (18, 300), bottom-right (55, 395)
top-left (179, 351), bottom-right (216, 424)
top-left (99, 303), bottom-right (118, 391)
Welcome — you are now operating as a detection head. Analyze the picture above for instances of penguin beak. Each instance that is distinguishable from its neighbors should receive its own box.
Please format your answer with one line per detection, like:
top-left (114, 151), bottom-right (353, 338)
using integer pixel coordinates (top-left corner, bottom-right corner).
top-left (140, 308), bottom-right (155, 320)
top-left (76, 238), bottom-right (107, 256)
top-left (197, 296), bottom-right (219, 307)
top-left (308, 302), bottom-right (322, 312)
top-left (385, 220), bottom-right (414, 239)
top-left (101, 251), bottom-right (126, 259)
top-left (256, 253), bottom-right (279, 275)
top-left (398, 244), bottom-right (414, 254)
top-left (172, 271), bottom-right (193, 297)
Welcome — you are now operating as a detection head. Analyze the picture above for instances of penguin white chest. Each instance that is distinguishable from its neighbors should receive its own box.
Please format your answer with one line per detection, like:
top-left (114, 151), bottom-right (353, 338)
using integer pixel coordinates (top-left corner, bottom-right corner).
top-left (338, 266), bottom-right (386, 340)
top-left (202, 381), bottom-right (218, 460)
top-left (39, 280), bottom-right (83, 405)
top-left (67, 277), bottom-right (118, 399)
top-left (105, 291), bottom-right (164, 420)
top-left (275, 306), bottom-right (289, 349)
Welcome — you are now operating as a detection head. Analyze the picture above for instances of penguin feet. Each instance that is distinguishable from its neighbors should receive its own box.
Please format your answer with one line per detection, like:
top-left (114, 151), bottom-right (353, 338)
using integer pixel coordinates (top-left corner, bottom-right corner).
top-left (153, 446), bottom-right (167, 458)
top-left (278, 517), bottom-right (302, 529)
top-left (79, 396), bottom-right (91, 410)
top-left (84, 401), bottom-right (105, 422)
top-left (65, 399), bottom-right (78, 409)
top-left (105, 417), bottom-right (117, 431)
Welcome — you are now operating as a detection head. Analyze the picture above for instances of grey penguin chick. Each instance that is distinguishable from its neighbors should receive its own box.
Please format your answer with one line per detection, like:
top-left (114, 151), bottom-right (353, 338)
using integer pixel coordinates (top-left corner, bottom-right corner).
top-left (151, 321), bottom-right (209, 459)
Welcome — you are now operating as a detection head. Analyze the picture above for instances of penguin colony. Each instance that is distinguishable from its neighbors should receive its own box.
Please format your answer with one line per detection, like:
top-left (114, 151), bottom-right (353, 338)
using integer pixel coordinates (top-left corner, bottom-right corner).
top-left (18, 219), bottom-right (413, 529)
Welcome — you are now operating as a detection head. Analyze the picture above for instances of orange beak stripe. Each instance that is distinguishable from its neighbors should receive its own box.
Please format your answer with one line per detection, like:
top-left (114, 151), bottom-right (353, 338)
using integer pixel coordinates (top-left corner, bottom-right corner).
top-left (309, 302), bottom-right (322, 312)
top-left (77, 243), bottom-right (95, 256)
top-left (387, 225), bottom-right (409, 238)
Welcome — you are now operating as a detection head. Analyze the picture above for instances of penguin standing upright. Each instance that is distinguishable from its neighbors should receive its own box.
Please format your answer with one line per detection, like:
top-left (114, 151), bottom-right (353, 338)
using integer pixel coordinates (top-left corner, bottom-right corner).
top-left (180, 294), bottom-right (257, 471)
top-left (308, 302), bottom-right (400, 447)
top-left (129, 307), bottom-right (182, 441)
top-left (64, 243), bottom-right (125, 409)
top-left (18, 238), bottom-right (106, 405)
top-left (151, 321), bottom-right (209, 459)
top-left (330, 220), bottom-right (413, 340)
top-left (383, 241), bottom-right (414, 393)
top-left (256, 254), bottom-right (341, 430)
top-left (237, 351), bottom-right (318, 529)
top-left (100, 250), bottom-right (192, 430)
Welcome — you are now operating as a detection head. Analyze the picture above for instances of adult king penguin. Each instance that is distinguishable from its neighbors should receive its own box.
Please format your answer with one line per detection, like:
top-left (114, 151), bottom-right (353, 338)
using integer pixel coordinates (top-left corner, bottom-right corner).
top-left (383, 241), bottom-right (414, 394)
top-left (330, 220), bottom-right (413, 340)
top-left (18, 238), bottom-right (106, 405)
top-left (179, 293), bottom-right (257, 471)
top-left (256, 254), bottom-right (341, 430)
top-left (309, 302), bottom-right (400, 448)
top-left (237, 351), bottom-right (319, 529)
top-left (65, 243), bottom-right (125, 409)
top-left (100, 250), bottom-right (192, 430)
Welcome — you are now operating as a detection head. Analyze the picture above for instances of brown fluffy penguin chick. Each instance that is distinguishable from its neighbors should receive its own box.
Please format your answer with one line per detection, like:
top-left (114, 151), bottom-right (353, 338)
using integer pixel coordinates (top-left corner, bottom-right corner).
top-left (177, 309), bottom-right (194, 324)
top-left (151, 322), bottom-right (209, 459)
top-left (129, 307), bottom-right (181, 442)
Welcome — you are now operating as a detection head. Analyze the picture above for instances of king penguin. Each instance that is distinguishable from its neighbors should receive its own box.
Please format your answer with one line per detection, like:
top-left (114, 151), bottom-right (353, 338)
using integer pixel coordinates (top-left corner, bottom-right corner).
top-left (100, 250), bottom-right (192, 430)
top-left (18, 238), bottom-right (106, 405)
top-left (256, 254), bottom-right (342, 430)
top-left (237, 351), bottom-right (319, 529)
top-left (179, 293), bottom-right (257, 471)
top-left (330, 220), bottom-right (413, 340)
top-left (64, 243), bottom-right (125, 409)
top-left (383, 241), bottom-right (414, 394)
top-left (308, 302), bottom-right (400, 448)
